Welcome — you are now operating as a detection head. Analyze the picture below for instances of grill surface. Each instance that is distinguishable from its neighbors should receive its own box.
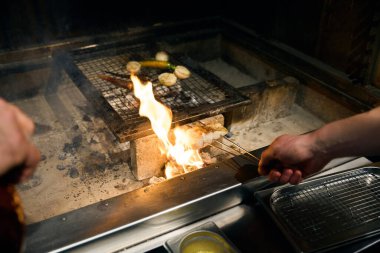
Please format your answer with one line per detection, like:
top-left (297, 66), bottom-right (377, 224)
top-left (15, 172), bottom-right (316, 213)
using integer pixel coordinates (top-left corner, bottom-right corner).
top-left (56, 43), bottom-right (250, 142)
top-left (256, 167), bottom-right (380, 253)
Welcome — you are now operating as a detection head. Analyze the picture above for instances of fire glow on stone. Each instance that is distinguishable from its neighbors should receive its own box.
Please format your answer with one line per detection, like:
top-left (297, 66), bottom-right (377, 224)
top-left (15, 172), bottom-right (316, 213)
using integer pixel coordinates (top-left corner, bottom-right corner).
top-left (131, 75), bottom-right (204, 178)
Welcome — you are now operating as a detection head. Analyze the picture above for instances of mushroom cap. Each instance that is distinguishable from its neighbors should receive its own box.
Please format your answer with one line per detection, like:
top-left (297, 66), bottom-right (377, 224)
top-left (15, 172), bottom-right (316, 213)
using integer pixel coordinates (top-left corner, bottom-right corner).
top-left (155, 51), bottom-right (169, 62)
top-left (174, 65), bottom-right (191, 79)
top-left (158, 73), bottom-right (177, 86)
top-left (126, 61), bottom-right (141, 73)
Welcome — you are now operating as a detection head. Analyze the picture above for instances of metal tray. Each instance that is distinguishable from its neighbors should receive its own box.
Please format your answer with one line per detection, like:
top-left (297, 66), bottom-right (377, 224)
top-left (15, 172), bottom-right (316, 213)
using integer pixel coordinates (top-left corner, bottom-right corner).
top-left (255, 166), bottom-right (380, 253)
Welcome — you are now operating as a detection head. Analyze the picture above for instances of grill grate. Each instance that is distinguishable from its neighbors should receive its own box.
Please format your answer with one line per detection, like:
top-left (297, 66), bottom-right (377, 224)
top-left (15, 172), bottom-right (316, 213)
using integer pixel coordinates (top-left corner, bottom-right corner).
top-left (269, 167), bottom-right (380, 252)
top-left (77, 54), bottom-right (226, 120)
top-left (58, 44), bottom-right (250, 142)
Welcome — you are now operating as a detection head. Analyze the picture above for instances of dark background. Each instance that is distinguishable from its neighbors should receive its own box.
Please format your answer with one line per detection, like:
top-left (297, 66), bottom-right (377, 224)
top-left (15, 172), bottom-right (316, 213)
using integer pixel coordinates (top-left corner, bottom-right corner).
top-left (0, 0), bottom-right (378, 84)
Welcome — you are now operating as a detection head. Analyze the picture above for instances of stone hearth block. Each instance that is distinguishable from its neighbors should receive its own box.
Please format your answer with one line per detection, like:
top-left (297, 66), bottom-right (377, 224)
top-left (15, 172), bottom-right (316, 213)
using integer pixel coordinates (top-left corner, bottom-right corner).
top-left (130, 135), bottom-right (166, 180)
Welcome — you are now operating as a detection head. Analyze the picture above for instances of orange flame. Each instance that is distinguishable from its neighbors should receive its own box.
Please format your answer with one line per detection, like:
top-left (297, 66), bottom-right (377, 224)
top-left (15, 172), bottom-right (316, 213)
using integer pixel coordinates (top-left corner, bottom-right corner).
top-left (131, 75), bottom-right (204, 178)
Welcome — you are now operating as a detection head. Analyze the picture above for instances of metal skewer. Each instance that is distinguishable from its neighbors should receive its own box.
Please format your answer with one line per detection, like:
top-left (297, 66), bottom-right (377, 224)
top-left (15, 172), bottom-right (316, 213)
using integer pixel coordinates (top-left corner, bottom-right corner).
top-left (209, 143), bottom-right (239, 157)
top-left (211, 140), bottom-right (259, 164)
top-left (221, 137), bottom-right (260, 162)
top-left (197, 120), bottom-right (260, 163)
top-left (209, 143), bottom-right (258, 165)
top-left (104, 71), bottom-right (129, 78)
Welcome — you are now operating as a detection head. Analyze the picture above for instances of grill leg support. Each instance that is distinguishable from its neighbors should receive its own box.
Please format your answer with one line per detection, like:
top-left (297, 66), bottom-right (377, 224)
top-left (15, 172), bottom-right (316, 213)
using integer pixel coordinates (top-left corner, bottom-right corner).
top-left (130, 135), bottom-right (166, 180)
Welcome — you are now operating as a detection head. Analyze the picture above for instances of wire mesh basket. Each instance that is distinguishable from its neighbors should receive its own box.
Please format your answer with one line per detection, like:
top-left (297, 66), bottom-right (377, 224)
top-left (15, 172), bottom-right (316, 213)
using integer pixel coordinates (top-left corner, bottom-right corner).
top-left (258, 166), bottom-right (380, 253)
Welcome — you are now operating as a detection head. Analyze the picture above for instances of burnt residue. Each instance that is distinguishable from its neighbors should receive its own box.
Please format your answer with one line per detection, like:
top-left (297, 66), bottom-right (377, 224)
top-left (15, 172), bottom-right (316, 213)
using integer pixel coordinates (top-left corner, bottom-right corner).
top-left (63, 135), bottom-right (83, 155)
top-left (89, 151), bottom-right (107, 163)
top-left (69, 167), bottom-right (79, 179)
top-left (71, 125), bottom-right (79, 131)
top-left (83, 151), bottom-right (107, 175)
top-left (56, 165), bottom-right (65, 171)
top-left (58, 153), bottom-right (67, 160)
top-left (17, 175), bottom-right (42, 191)
top-left (107, 150), bottom-right (130, 166)
top-left (34, 123), bottom-right (52, 135)
top-left (82, 115), bottom-right (91, 122)
top-left (89, 137), bottom-right (98, 144)
top-left (84, 164), bottom-right (106, 175)
top-left (114, 184), bottom-right (128, 191)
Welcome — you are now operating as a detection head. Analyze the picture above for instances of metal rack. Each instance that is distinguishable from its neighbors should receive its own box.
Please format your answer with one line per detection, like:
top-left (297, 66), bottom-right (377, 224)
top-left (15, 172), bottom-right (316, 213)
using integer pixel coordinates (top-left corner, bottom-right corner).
top-left (256, 167), bottom-right (380, 253)
top-left (273, 168), bottom-right (380, 239)
top-left (55, 43), bottom-right (250, 142)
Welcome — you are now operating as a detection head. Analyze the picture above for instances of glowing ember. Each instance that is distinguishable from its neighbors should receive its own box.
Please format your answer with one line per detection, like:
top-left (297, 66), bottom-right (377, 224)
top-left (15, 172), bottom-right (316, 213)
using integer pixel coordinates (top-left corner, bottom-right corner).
top-left (131, 75), bottom-right (204, 178)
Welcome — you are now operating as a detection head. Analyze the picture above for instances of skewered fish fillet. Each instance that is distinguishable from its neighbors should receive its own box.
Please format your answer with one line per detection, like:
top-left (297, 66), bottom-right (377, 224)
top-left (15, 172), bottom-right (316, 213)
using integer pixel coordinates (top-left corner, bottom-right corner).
top-left (175, 123), bottom-right (228, 150)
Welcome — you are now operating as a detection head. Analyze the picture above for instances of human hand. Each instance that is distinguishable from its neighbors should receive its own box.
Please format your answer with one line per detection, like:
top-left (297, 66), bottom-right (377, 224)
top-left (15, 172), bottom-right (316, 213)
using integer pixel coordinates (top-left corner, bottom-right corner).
top-left (258, 134), bottom-right (330, 184)
top-left (0, 98), bottom-right (40, 183)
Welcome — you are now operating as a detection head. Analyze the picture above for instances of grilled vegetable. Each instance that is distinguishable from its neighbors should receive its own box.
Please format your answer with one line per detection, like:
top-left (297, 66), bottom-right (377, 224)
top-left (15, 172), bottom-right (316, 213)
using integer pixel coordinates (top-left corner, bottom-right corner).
top-left (103, 71), bottom-right (154, 83)
top-left (104, 71), bottom-right (129, 78)
top-left (97, 74), bottom-right (133, 90)
top-left (139, 60), bottom-right (176, 71)
top-left (155, 51), bottom-right (169, 61)
top-left (158, 73), bottom-right (177, 86)
top-left (174, 65), bottom-right (191, 79)
top-left (126, 61), bottom-right (141, 73)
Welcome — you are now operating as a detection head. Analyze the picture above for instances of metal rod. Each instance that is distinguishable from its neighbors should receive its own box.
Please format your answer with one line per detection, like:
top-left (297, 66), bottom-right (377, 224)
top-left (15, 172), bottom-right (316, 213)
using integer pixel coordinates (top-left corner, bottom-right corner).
top-left (221, 137), bottom-right (260, 161)
top-left (215, 139), bottom-right (260, 163)
top-left (210, 143), bottom-right (258, 165)
top-left (103, 70), bottom-right (157, 82)
top-left (198, 120), bottom-right (259, 162)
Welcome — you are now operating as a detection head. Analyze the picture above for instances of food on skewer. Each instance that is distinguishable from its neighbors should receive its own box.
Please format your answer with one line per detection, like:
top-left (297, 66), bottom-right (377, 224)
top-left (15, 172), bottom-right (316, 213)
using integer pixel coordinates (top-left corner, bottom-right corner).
top-left (103, 71), bottom-right (153, 82)
top-left (175, 123), bottom-right (228, 150)
top-left (97, 74), bottom-right (133, 90)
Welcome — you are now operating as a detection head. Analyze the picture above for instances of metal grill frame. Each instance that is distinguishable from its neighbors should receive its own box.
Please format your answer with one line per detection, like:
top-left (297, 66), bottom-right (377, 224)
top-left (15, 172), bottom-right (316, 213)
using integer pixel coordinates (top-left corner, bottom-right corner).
top-left (53, 43), bottom-right (251, 142)
top-left (255, 166), bottom-right (380, 253)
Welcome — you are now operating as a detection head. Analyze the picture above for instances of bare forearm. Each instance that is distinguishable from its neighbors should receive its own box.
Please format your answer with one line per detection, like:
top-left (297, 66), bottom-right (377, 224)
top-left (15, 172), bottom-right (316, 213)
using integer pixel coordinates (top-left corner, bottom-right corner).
top-left (310, 107), bottom-right (380, 159)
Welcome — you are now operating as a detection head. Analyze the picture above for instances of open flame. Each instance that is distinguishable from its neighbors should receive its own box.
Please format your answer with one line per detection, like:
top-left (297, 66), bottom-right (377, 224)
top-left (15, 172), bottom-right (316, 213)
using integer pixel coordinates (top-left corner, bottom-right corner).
top-left (131, 75), bottom-right (204, 178)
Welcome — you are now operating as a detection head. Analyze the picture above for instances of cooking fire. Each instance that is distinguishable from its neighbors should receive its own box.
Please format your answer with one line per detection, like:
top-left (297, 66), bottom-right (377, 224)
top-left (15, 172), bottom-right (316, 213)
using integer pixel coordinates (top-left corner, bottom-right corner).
top-left (130, 73), bottom-right (227, 179)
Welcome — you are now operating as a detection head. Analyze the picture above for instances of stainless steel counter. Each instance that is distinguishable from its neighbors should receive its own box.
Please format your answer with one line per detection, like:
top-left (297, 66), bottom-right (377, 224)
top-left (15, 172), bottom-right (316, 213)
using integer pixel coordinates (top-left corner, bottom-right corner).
top-left (25, 157), bottom-right (378, 253)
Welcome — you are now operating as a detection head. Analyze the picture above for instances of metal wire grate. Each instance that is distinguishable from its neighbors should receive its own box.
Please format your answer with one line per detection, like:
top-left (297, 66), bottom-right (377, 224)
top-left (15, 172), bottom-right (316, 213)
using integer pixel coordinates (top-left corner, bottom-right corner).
top-left (270, 168), bottom-right (380, 244)
top-left (76, 51), bottom-right (228, 121)
top-left (59, 44), bottom-right (250, 141)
